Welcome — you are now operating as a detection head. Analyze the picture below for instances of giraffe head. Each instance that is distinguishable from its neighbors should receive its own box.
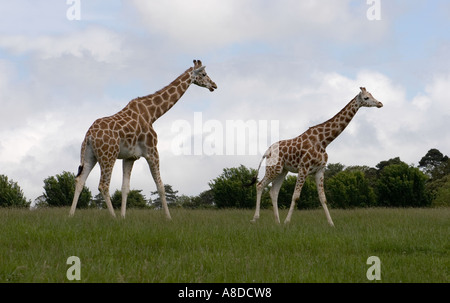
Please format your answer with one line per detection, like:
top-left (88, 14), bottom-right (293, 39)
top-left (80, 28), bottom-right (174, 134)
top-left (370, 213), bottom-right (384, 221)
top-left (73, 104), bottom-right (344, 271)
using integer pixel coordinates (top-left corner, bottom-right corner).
top-left (357, 87), bottom-right (383, 108)
top-left (191, 59), bottom-right (218, 92)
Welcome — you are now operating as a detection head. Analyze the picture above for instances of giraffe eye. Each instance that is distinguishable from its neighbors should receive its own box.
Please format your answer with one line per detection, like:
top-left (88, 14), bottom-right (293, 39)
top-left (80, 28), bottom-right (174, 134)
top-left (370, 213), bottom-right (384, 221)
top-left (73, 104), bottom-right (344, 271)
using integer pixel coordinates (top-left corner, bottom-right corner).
top-left (364, 97), bottom-right (369, 100)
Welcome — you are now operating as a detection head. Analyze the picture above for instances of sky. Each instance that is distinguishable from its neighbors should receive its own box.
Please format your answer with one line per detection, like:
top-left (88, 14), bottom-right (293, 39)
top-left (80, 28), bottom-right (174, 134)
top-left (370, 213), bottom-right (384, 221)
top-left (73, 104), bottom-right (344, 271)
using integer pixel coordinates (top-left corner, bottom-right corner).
top-left (0, 0), bottom-right (449, 203)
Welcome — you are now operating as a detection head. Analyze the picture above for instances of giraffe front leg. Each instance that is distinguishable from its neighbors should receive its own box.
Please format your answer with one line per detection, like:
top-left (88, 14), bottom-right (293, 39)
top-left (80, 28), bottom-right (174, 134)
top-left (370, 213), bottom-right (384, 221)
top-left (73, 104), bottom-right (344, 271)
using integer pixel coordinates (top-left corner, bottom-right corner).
top-left (120, 159), bottom-right (135, 218)
top-left (98, 161), bottom-right (116, 218)
top-left (315, 168), bottom-right (335, 227)
top-left (284, 172), bottom-right (306, 224)
top-left (146, 150), bottom-right (172, 220)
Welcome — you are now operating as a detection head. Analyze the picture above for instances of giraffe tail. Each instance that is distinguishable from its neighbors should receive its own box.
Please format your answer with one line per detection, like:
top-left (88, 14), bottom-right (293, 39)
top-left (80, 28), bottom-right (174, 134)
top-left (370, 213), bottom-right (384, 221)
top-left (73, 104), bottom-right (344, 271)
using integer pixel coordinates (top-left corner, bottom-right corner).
top-left (76, 165), bottom-right (83, 178)
top-left (75, 136), bottom-right (90, 178)
top-left (243, 150), bottom-right (270, 187)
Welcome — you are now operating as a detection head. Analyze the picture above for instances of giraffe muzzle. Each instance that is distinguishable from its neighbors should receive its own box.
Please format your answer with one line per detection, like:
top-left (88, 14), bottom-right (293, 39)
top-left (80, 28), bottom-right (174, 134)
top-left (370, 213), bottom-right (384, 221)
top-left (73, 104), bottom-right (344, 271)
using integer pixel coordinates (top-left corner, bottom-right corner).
top-left (376, 102), bottom-right (383, 108)
top-left (209, 82), bottom-right (218, 92)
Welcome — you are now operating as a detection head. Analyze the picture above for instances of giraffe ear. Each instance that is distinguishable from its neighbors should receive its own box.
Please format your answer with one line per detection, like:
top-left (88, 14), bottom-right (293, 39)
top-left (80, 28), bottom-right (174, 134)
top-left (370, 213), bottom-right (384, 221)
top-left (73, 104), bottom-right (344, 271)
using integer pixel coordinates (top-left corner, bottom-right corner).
top-left (193, 66), bottom-right (206, 75)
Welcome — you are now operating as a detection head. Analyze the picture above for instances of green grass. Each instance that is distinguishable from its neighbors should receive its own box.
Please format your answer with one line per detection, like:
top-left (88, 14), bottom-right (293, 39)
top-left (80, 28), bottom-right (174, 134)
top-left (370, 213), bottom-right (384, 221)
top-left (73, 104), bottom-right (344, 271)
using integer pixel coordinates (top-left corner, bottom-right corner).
top-left (0, 207), bottom-right (448, 282)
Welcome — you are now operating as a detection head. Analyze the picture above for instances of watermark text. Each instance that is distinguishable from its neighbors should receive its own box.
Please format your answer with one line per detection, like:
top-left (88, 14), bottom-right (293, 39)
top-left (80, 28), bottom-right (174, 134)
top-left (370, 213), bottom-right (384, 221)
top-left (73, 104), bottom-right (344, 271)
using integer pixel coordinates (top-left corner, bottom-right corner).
top-left (171, 112), bottom-right (279, 157)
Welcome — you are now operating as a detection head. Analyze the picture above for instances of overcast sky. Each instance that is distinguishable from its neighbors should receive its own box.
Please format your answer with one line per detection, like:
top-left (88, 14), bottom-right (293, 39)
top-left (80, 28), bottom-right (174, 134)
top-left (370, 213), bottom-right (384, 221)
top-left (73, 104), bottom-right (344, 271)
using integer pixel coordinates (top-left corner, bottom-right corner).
top-left (0, 0), bottom-right (449, 202)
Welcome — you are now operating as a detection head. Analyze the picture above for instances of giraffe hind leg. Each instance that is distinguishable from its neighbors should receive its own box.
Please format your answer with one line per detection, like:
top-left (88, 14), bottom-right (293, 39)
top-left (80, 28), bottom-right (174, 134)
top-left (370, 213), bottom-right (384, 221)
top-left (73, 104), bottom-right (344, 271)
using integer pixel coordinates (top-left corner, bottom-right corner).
top-left (269, 170), bottom-right (288, 224)
top-left (120, 159), bottom-right (134, 218)
top-left (315, 168), bottom-right (334, 227)
top-left (146, 151), bottom-right (172, 220)
top-left (70, 158), bottom-right (96, 216)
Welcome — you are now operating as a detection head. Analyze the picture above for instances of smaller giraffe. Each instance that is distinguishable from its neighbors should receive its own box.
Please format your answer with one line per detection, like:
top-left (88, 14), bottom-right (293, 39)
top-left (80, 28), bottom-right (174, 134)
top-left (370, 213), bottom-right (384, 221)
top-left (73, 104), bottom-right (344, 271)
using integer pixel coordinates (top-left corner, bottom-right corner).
top-left (70, 60), bottom-right (217, 218)
top-left (247, 87), bottom-right (383, 226)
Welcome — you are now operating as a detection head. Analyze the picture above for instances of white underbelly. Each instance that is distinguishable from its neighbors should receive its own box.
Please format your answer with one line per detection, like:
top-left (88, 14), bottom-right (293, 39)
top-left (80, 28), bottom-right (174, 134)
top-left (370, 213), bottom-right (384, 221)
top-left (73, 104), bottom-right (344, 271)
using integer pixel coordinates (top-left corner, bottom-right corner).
top-left (118, 143), bottom-right (144, 160)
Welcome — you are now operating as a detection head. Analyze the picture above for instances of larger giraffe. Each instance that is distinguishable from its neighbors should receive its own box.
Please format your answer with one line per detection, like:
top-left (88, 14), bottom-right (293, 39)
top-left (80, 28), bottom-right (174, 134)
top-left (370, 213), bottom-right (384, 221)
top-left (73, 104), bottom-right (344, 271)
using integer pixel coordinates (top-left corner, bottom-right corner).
top-left (70, 60), bottom-right (217, 218)
top-left (248, 87), bottom-right (383, 226)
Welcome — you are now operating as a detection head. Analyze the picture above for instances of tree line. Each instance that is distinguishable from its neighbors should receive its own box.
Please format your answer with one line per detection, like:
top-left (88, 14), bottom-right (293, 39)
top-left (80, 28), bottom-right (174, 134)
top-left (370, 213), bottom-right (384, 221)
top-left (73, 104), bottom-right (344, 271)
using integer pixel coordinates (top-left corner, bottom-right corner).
top-left (1, 148), bottom-right (449, 209)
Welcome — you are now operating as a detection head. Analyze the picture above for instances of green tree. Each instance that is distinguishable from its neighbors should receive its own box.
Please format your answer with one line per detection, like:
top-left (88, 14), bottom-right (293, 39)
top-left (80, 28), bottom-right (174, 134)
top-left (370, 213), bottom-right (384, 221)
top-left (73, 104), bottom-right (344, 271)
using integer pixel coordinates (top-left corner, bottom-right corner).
top-left (111, 189), bottom-right (148, 209)
top-left (0, 175), bottom-right (30, 208)
top-left (419, 148), bottom-right (449, 179)
top-left (209, 165), bottom-right (257, 208)
top-left (325, 163), bottom-right (345, 179)
top-left (376, 157), bottom-right (403, 171)
top-left (150, 184), bottom-right (179, 208)
top-left (91, 193), bottom-right (105, 209)
top-left (277, 175), bottom-right (319, 209)
top-left (327, 170), bottom-right (376, 208)
top-left (418, 149), bottom-right (450, 204)
top-left (432, 175), bottom-right (450, 207)
top-left (43, 171), bottom-right (91, 208)
top-left (180, 190), bottom-right (216, 209)
top-left (376, 163), bottom-right (431, 207)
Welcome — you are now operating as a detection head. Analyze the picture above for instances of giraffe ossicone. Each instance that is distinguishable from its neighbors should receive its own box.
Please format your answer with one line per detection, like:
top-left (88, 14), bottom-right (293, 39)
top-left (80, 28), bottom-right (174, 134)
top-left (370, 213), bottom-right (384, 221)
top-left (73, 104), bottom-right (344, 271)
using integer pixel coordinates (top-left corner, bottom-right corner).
top-left (69, 60), bottom-right (217, 218)
top-left (247, 87), bottom-right (383, 226)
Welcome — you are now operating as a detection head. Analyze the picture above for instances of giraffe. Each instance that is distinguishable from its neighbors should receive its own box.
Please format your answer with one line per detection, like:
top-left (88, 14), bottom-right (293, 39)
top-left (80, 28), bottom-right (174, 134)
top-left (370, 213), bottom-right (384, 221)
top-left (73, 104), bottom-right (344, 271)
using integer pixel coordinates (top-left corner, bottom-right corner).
top-left (69, 60), bottom-right (217, 218)
top-left (247, 87), bottom-right (383, 226)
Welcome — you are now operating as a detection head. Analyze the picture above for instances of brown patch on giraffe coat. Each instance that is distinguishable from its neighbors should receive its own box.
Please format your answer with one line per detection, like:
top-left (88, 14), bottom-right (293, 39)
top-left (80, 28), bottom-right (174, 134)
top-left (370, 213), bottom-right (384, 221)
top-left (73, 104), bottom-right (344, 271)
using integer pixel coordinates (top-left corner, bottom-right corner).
top-left (168, 86), bottom-right (176, 94)
top-left (153, 96), bottom-right (163, 105)
top-left (160, 102), bottom-right (169, 112)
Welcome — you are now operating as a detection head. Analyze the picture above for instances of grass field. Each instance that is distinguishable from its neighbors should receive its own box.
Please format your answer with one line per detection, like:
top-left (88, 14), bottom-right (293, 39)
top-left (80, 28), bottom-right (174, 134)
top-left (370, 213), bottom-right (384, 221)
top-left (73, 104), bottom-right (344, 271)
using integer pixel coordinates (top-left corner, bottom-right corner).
top-left (0, 207), bottom-right (448, 283)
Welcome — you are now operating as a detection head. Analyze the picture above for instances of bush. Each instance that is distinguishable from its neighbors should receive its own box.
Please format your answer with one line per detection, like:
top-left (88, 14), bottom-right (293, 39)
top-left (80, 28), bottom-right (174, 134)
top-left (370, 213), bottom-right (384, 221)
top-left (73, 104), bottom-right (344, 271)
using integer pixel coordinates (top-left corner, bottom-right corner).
top-left (111, 189), bottom-right (149, 209)
top-left (209, 165), bottom-right (257, 208)
top-left (432, 175), bottom-right (450, 207)
top-left (276, 175), bottom-right (319, 209)
top-left (327, 170), bottom-right (376, 208)
top-left (43, 171), bottom-right (91, 208)
top-left (0, 175), bottom-right (30, 208)
top-left (376, 163), bottom-right (431, 207)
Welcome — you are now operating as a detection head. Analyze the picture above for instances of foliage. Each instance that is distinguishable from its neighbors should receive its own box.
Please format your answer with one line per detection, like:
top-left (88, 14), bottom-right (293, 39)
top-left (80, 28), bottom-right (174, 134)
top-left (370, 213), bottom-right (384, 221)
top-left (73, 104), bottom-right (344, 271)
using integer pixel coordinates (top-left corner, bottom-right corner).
top-left (177, 190), bottom-right (215, 209)
top-left (327, 170), bottom-right (376, 208)
top-left (42, 171), bottom-right (91, 208)
top-left (375, 156), bottom-right (403, 170)
top-left (0, 175), bottom-right (30, 208)
top-left (111, 189), bottom-right (148, 209)
top-left (276, 175), bottom-right (319, 210)
top-left (418, 149), bottom-right (450, 204)
top-left (432, 175), bottom-right (450, 207)
top-left (376, 162), bottom-right (431, 207)
top-left (419, 148), bottom-right (449, 179)
top-left (324, 163), bottom-right (345, 179)
top-left (150, 184), bottom-right (179, 208)
top-left (209, 165), bottom-right (257, 208)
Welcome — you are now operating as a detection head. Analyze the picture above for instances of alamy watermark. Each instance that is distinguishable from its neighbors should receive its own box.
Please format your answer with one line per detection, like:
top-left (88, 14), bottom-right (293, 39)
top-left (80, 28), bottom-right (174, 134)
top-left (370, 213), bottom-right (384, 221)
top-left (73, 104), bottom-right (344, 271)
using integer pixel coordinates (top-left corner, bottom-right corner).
top-left (66, 0), bottom-right (81, 21)
top-left (366, 256), bottom-right (381, 280)
top-left (171, 112), bottom-right (279, 157)
top-left (66, 256), bottom-right (81, 280)
top-left (366, 0), bottom-right (381, 21)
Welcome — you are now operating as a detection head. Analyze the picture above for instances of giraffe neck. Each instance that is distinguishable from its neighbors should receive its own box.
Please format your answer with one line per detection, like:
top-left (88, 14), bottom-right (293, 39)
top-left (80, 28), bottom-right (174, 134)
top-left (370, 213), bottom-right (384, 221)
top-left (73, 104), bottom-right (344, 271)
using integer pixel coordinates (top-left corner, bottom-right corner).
top-left (312, 96), bottom-right (360, 147)
top-left (134, 67), bottom-right (194, 123)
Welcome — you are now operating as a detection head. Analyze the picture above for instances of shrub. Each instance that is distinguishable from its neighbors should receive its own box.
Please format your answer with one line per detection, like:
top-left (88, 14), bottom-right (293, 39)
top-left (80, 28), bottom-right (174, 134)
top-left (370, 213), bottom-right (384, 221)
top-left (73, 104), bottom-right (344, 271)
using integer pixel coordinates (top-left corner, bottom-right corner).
top-left (0, 175), bottom-right (30, 208)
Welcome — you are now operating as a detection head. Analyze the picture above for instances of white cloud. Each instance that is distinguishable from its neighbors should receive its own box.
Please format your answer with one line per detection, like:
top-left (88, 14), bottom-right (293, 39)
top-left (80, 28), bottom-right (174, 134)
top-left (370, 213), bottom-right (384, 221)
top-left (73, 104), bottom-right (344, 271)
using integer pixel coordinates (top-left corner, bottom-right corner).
top-left (0, 27), bottom-right (124, 63)
top-left (130, 0), bottom-right (388, 51)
